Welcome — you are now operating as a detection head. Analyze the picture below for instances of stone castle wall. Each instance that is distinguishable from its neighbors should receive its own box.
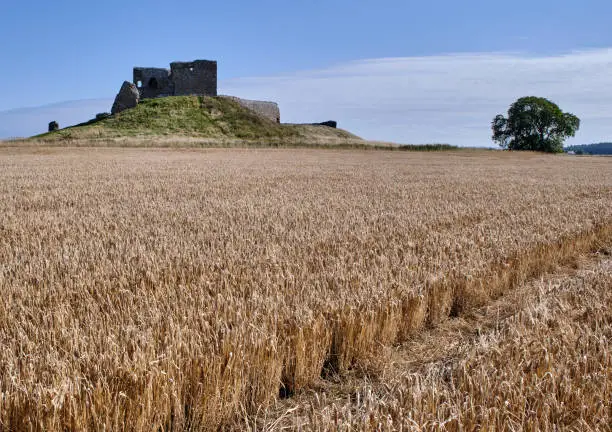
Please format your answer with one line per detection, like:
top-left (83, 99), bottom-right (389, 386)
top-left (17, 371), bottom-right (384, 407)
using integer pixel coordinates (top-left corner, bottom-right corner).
top-left (171, 61), bottom-right (217, 97)
top-left (133, 67), bottom-right (173, 99)
top-left (133, 60), bottom-right (217, 99)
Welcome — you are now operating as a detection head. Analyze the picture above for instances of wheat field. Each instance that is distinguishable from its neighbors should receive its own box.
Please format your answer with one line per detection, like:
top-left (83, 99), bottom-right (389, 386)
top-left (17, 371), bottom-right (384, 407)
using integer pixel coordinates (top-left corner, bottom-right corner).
top-left (0, 147), bottom-right (610, 430)
top-left (259, 252), bottom-right (612, 431)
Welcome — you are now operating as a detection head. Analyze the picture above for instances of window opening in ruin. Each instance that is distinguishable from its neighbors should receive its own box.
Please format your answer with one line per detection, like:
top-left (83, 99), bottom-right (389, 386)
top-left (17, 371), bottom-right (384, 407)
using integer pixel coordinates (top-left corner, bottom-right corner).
top-left (137, 80), bottom-right (142, 88)
top-left (189, 67), bottom-right (194, 72)
top-left (148, 78), bottom-right (159, 89)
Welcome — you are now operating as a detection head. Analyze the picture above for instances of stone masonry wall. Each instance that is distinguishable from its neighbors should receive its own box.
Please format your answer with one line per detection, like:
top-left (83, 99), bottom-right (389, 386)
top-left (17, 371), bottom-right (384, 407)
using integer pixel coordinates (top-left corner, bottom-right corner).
top-left (133, 67), bottom-right (173, 99)
top-left (170, 60), bottom-right (217, 97)
top-left (223, 96), bottom-right (280, 123)
top-left (133, 60), bottom-right (217, 100)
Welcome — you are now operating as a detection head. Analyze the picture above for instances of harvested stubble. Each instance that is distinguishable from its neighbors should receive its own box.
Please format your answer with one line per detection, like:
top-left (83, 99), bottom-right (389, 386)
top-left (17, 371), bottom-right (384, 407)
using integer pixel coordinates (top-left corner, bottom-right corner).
top-left (0, 148), bottom-right (610, 430)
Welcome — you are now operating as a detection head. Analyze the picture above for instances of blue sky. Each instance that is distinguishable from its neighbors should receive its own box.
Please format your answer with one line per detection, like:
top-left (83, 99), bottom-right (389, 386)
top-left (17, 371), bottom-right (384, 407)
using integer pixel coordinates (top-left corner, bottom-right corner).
top-left (1, 0), bottom-right (612, 145)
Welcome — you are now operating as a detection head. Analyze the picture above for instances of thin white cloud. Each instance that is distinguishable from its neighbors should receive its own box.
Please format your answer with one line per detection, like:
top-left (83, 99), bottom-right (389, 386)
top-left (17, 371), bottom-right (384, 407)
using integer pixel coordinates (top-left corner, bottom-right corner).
top-left (2, 49), bottom-right (612, 146)
top-left (221, 49), bottom-right (612, 146)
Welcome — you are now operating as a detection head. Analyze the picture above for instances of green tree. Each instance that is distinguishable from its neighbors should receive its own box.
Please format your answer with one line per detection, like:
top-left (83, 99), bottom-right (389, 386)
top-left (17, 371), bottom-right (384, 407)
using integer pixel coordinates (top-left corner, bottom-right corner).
top-left (492, 97), bottom-right (580, 153)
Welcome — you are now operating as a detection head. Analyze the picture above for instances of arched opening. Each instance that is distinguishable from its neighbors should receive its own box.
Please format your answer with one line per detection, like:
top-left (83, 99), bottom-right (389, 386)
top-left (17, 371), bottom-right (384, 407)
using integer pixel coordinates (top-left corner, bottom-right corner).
top-left (148, 77), bottom-right (159, 89)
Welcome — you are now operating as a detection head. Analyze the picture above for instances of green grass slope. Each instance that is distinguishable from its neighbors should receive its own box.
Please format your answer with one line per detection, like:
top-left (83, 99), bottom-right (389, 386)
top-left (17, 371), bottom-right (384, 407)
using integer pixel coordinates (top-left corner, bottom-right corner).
top-left (31, 96), bottom-right (362, 145)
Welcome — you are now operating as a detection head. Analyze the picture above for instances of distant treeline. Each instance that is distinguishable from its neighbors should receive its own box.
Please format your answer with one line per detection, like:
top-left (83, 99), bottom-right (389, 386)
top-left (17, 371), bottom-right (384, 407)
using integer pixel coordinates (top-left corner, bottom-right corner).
top-left (565, 143), bottom-right (612, 155)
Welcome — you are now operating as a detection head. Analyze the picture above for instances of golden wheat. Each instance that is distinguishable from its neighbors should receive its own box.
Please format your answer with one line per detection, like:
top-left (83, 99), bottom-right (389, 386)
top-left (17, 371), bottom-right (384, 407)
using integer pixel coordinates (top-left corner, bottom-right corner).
top-left (260, 254), bottom-right (612, 431)
top-left (0, 147), bottom-right (610, 430)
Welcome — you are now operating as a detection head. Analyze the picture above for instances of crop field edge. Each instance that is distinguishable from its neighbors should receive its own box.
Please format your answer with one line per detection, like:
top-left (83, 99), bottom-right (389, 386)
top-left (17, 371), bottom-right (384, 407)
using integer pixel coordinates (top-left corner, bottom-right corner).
top-left (281, 218), bottom-right (612, 392)
top-left (253, 244), bottom-right (612, 431)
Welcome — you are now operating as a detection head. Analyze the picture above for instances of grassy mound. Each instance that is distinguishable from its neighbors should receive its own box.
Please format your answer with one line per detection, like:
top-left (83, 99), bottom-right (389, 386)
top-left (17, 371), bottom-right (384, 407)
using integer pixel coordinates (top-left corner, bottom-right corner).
top-left (31, 96), bottom-right (362, 145)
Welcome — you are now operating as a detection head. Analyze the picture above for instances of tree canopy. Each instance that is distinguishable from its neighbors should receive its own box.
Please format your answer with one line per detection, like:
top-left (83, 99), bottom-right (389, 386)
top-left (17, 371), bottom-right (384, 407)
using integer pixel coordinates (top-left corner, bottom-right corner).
top-left (492, 97), bottom-right (580, 153)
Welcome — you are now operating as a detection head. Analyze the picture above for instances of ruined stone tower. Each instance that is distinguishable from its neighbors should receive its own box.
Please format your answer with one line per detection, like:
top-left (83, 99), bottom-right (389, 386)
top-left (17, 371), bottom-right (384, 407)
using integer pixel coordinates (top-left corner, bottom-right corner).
top-left (133, 60), bottom-right (217, 99)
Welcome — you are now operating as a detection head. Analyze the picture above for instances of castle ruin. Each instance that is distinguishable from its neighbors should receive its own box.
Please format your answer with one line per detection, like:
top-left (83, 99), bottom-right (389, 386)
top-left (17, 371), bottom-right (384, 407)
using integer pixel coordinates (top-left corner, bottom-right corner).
top-left (111, 59), bottom-right (281, 123)
top-left (134, 60), bottom-right (218, 99)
